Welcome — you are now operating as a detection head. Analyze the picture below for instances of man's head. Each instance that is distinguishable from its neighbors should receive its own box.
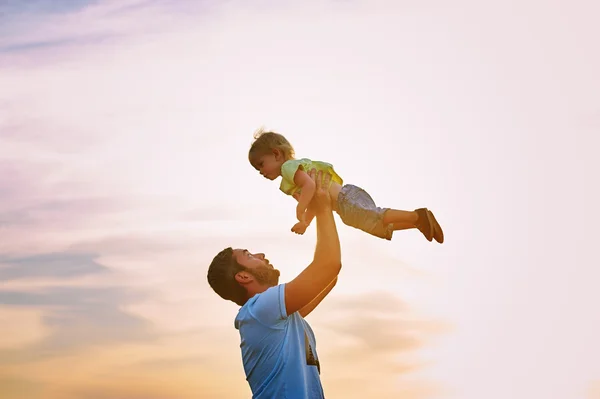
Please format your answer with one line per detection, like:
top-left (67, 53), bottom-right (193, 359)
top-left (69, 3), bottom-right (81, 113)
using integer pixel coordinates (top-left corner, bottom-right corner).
top-left (207, 247), bottom-right (281, 306)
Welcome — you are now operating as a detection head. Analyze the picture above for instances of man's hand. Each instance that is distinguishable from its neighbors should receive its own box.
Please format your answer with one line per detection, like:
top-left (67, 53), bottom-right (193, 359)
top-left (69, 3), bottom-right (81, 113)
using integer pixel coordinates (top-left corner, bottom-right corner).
top-left (291, 221), bottom-right (308, 235)
top-left (306, 168), bottom-right (332, 215)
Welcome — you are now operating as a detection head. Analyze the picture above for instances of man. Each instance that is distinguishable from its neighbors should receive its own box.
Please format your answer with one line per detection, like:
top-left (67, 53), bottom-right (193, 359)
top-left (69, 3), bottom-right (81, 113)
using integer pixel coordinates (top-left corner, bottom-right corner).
top-left (207, 169), bottom-right (341, 398)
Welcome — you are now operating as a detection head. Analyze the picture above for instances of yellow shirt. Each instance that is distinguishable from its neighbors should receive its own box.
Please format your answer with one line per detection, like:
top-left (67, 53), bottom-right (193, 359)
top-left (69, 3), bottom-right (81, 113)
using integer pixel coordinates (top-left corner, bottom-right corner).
top-left (279, 158), bottom-right (343, 196)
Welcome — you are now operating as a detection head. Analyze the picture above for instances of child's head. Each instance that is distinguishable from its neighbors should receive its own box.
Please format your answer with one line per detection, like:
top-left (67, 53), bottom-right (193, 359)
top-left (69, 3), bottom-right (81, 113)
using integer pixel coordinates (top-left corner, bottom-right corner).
top-left (248, 128), bottom-right (295, 180)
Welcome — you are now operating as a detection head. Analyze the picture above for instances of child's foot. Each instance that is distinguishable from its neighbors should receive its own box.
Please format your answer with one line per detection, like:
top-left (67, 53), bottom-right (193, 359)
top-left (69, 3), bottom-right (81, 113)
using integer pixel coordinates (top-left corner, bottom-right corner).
top-left (414, 208), bottom-right (433, 241)
top-left (428, 210), bottom-right (444, 243)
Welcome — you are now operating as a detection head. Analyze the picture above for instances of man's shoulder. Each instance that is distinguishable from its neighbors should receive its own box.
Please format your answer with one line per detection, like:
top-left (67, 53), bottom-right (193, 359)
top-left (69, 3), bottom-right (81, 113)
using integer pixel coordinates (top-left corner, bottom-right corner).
top-left (234, 284), bottom-right (288, 329)
top-left (246, 284), bottom-right (283, 308)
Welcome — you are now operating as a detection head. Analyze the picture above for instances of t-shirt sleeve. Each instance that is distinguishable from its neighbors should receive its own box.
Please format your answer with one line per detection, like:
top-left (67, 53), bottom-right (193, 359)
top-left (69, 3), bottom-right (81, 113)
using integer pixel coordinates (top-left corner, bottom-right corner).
top-left (248, 284), bottom-right (288, 327)
top-left (280, 159), bottom-right (303, 184)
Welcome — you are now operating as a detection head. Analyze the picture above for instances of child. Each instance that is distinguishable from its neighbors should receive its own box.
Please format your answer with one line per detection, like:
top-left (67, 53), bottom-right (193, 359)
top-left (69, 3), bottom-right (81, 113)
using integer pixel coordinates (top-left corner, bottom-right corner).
top-left (248, 129), bottom-right (443, 243)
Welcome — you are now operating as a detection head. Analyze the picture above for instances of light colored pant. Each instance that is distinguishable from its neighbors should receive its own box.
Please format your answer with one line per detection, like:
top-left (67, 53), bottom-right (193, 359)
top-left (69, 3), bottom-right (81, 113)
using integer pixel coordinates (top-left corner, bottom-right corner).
top-left (336, 184), bottom-right (393, 240)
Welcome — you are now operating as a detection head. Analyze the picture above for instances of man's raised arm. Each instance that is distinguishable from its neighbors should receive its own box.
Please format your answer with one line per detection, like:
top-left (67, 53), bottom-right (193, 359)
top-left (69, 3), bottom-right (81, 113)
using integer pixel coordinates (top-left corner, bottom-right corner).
top-left (298, 277), bottom-right (337, 318)
top-left (284, 169), bottom-right (341, 316)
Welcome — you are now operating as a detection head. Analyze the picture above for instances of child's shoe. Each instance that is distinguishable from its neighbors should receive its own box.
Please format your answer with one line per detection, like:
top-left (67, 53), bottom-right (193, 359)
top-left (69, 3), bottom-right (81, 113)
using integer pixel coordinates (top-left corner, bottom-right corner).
top-left (428, 210), bottom-right (444, 243)
top-left (415, 208), bottom-right (434, 241)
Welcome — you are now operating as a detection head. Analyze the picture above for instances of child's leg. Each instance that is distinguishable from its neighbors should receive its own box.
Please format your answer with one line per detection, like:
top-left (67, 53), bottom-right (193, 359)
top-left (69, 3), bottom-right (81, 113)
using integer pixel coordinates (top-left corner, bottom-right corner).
top-left (391, 222), bottom-right (416, 231)
top-left (336, 184), bottom-right (443, 243)
top-left (383, 208), bottom-right (435, 242)
top-left (382, 209), bottom-right (419, 227)
top-left (382, 209), bottom-right (421, 232)
top-left (336, 185), bottom-right (394, 240)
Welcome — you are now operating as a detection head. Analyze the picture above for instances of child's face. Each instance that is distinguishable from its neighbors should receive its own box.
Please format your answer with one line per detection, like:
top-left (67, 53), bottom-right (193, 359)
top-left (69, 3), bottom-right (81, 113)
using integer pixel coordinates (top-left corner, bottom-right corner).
top-left (253, 151), bottom-right (283, 181)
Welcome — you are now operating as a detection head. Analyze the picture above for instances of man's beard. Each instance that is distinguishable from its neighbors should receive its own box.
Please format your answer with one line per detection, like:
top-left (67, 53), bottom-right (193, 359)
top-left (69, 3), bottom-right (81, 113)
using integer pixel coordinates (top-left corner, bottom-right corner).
top-left (249, 265), bottom-right (280, 286)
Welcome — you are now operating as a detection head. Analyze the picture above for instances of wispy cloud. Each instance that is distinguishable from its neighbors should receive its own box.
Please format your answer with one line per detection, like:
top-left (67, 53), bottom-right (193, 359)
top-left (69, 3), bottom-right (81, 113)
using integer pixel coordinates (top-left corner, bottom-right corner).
top-left (311, 291), bottom-right (449, 398)
top-left (0, 377), bottom-right (46, 399)
top-left (0, 0), bottom-right (100, 16)
top-left (0, 285), bottom-right (156, 360)
top-left (0, 252), bottom-right (109, 280)
top-left (134, 354), bottom-right (211, 370)
top-left (0, 0), bottom-right (220, 57)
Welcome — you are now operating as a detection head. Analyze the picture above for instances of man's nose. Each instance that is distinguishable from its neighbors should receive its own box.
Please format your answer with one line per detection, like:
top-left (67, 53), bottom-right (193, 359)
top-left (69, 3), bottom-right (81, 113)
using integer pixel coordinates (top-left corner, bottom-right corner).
top-left (257, 253), bottom-right (265, 259)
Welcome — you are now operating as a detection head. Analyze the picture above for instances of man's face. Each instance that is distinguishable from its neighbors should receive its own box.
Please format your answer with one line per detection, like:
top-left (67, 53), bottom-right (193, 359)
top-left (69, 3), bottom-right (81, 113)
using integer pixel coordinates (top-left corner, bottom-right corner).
top-left (233, 249), bottom-right (280, 286)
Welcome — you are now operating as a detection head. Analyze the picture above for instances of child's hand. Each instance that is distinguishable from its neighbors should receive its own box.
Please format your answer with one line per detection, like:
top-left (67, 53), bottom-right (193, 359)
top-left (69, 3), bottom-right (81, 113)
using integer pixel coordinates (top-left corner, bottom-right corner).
top-left (291, 222), bottom-right (308, 235)
top-left (296, 209), bottom-right (306, 224)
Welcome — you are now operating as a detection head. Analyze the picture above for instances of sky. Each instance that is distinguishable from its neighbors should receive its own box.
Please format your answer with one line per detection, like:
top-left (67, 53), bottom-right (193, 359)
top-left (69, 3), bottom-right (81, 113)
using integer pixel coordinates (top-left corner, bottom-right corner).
top-left (1, 0), bottom-right (599, 398)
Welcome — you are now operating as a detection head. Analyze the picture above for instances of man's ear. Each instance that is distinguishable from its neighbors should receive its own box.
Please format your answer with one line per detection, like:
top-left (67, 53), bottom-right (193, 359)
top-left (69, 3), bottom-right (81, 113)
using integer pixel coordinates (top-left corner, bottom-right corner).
top-left (235, 271), bottom-right (253, 285)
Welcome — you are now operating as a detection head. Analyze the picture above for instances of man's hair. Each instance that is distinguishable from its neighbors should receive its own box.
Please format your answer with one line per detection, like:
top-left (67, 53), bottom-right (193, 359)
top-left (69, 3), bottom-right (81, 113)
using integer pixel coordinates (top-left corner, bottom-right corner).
top-left (207, 247), bottom-right (248, 306)
top-left (248, 127), bottom-right (295, 167)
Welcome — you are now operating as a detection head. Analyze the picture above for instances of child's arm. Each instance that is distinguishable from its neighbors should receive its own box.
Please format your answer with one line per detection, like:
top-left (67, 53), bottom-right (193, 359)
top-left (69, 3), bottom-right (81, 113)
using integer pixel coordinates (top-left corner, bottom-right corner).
top-left (303, 208), bottom-right (316, 226)
top-left (293, 192), bottom-right (316, 225)
top-left (293, 168), bottom-right (316, 223)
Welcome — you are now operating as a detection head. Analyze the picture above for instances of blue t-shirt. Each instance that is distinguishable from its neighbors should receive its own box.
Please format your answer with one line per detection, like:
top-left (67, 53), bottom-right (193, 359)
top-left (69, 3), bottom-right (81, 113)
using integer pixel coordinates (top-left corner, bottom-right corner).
top-left (234, 284), bottom-right (324, 399)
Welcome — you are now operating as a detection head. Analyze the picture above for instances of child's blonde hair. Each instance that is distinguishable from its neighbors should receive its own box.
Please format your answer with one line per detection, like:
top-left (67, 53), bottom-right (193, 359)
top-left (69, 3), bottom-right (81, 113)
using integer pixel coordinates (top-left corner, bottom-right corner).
top-left (248, 127), bottom-right (295, 167)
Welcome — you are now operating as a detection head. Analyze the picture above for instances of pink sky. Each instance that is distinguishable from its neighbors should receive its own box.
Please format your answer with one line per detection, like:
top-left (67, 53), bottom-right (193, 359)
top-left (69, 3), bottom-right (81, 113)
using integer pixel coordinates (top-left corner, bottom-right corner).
top-left (1, 0), bottom-right (599, 398)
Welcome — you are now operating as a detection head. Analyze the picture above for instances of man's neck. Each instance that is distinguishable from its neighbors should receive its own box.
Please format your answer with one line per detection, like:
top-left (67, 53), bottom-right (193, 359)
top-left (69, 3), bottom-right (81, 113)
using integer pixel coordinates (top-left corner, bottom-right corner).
top-left (246, 283), bottom-right (273, 300)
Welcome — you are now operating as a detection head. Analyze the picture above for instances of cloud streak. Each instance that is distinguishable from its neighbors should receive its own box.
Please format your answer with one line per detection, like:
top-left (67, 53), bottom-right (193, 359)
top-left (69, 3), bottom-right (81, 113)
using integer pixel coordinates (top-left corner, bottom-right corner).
top-left (0, 285), bottom-right (156, 361)
top-left (0, 252), bottom-right (109, 280)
